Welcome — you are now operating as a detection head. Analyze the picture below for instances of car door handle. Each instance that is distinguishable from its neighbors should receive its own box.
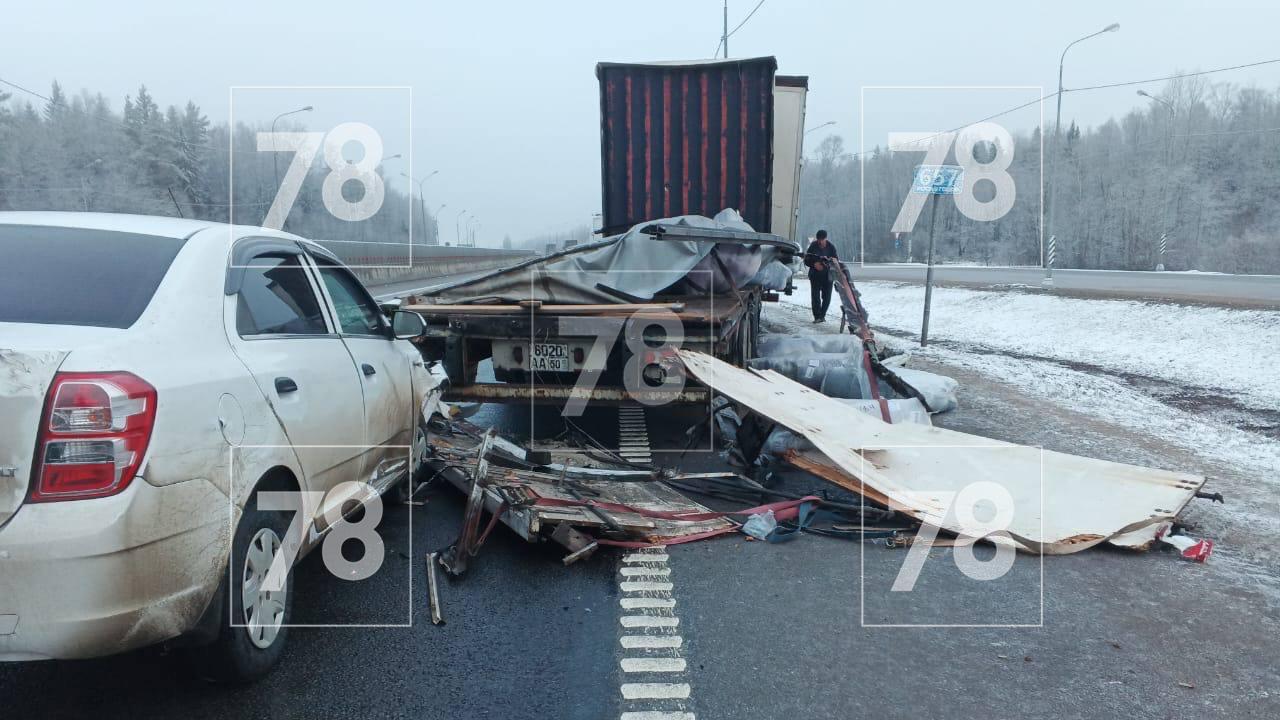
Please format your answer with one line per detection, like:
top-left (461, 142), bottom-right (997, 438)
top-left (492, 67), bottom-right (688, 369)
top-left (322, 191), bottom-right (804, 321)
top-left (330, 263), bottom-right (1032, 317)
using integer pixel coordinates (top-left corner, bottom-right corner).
top-left (361, 363), bottom-right (376, 377)
top-left (275, 377), bottom-right (298, 394)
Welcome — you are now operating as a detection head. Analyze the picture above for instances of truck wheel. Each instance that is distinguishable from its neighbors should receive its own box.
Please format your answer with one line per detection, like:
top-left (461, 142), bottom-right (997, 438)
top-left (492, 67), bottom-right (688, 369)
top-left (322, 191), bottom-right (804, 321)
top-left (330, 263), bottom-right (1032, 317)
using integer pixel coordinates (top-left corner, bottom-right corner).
top-left (193, 487), bottom-right (294, 683)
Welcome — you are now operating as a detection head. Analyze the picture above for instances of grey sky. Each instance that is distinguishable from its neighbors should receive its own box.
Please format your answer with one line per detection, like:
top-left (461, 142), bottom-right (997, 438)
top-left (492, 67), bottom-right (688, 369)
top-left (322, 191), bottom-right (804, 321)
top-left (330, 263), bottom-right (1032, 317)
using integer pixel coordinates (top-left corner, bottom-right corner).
top-left (5, 0), bottom-right (1279, 245)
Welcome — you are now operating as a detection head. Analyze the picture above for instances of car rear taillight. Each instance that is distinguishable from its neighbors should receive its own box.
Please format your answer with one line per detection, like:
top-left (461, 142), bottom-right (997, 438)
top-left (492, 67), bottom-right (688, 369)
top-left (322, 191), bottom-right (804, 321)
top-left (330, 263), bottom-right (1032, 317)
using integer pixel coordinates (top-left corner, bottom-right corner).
top-left (29, 372), bottom-right (157, 502)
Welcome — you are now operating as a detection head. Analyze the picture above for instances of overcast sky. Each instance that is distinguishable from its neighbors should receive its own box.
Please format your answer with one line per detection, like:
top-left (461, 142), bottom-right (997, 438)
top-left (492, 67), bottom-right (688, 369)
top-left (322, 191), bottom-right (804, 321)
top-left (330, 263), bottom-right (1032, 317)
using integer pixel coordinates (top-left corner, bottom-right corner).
top-left (5, 0), bottom-right (1279, 244)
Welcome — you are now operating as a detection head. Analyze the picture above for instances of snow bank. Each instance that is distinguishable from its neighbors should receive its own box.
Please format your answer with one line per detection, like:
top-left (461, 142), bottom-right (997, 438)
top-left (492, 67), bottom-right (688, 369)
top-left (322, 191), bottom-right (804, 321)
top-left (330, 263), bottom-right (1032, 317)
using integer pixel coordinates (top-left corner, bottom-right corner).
top-left (787, 279), bottom-right (1280, 412)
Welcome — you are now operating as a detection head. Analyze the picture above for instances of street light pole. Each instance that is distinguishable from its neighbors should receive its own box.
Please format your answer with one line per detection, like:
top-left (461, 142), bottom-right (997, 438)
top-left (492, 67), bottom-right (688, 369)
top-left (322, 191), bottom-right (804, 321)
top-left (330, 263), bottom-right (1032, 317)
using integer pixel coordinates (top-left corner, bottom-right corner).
top-left (401, 170), bottom-right (438, 243)
top-left (804, 121), bottom-right (836, 136)
top-left (270, 105), bottom-right (314, 191)
top-left (455, 209), bottom-right (467, 246)
top-left (433, 203), bottom-right (446, 246)
top-left (1139, 90), bottom-right (1177, 270)
top-left (1044, 23), bottom-right (1118, 285)
top-left (1137, 90), bottom-right (1176, 165)
top-left (722, 0), bottom-right (729, 59)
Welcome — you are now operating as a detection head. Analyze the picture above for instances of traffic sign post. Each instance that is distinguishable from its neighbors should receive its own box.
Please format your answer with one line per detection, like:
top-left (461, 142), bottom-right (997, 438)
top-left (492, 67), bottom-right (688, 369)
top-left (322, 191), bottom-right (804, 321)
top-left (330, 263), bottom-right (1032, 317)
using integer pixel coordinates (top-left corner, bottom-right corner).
top-left (912, 165), bottom-right (964, 347)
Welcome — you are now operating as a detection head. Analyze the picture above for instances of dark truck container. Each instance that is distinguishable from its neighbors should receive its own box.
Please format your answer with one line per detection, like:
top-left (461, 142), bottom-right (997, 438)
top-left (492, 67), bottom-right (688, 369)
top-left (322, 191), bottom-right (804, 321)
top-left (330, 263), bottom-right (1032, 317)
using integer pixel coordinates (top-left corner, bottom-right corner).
top-left (597, 57), bottom-right (778, 236)
top-left (395, 58), bottom-right (807, 408)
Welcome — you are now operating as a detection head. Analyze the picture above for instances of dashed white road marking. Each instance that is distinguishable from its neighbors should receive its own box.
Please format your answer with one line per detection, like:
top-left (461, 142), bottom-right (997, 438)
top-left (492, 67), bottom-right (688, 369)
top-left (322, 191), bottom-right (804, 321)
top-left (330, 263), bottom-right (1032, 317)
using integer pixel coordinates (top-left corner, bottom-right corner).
top-left (622, 658), bottom-right (687, 673)
top-left (621, 615), bottom-right (680, 628)
top-left (620, 597), bottom-right (676, 610)
top-left (620, 580), bottom-right (673, 593)
top-left (623, 553), bottom-right (670, 563)
top-left (617, 545), bottom-right (694, 719)
top-left (621, 566), bottom-right (671, 577)
top-left (621, 683), bottom-right (692, 700)
top-left (620, 635), bottom-right (683, 649)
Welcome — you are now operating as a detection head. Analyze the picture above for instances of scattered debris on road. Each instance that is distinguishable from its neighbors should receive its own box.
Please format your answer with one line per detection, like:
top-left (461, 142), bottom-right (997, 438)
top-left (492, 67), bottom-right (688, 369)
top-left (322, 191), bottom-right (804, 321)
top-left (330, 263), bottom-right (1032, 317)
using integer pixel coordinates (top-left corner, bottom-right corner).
top-left (1160, 532), bottom-right (1215, 562)
top-left (423, 417), bottom-right (909, 571)
top-left (425, 552), bottom-right (445, 626)
top-left (679, 349), bottom-right (1212, 555)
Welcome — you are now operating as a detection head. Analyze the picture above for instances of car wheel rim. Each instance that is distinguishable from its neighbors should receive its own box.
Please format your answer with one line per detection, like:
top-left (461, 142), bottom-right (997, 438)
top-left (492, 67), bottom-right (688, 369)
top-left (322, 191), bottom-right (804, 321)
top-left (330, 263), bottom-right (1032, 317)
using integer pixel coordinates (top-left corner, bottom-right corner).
top-left (241, 527), bottom-right (286, 649)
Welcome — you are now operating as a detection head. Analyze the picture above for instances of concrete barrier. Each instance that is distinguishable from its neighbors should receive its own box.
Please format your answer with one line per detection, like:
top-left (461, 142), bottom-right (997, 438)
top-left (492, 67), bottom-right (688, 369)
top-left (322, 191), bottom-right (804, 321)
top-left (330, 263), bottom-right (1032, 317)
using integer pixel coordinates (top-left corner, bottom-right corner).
top-left (319, 244), bottom-right (535, 286)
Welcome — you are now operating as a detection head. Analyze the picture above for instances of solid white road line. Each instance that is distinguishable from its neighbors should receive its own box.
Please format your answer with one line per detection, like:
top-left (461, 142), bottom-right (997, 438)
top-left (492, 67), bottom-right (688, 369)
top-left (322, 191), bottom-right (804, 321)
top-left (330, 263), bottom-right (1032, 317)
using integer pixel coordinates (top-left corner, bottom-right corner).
top-left (620, 712), bottom-right (695, 720)
top-left (622, 658), bottom-right (687, 673)
top-left (621, 683), bottom-right (692, 700)
top-left (620, 635), bottom-right (683, 649)
top-left (621, 615), bottom-right (679, 628)
top-left (620, 597), bottom-right (676, 609)
top-left (621, 581), bottom-right (673, 593)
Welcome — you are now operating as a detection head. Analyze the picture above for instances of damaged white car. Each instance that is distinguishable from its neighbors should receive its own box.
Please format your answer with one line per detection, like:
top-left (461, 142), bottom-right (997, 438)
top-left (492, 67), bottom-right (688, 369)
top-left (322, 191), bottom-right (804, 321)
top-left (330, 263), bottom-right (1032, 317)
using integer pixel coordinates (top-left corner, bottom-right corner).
top-left (0, 212), bottom-right (441, 681)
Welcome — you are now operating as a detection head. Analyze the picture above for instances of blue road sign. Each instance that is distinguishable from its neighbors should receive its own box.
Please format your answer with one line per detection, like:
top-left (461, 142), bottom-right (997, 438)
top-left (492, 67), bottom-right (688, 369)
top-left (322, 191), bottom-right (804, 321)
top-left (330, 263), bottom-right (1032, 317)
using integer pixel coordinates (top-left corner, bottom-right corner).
top-left (911, 165), bottom-right (965, 195)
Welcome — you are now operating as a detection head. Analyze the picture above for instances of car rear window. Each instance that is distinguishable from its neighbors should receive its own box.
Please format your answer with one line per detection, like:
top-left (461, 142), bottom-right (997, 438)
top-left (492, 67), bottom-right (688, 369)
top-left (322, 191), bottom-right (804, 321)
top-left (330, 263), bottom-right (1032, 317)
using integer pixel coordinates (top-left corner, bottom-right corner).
top-left (0, 224), bottom-right (186, 329)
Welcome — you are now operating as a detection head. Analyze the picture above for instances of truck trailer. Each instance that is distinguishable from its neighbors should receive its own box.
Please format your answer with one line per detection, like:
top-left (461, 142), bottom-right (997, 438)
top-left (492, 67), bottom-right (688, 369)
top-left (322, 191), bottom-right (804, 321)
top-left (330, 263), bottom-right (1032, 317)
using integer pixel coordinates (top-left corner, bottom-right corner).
top-left (401, 57), bottom-right (809, 406)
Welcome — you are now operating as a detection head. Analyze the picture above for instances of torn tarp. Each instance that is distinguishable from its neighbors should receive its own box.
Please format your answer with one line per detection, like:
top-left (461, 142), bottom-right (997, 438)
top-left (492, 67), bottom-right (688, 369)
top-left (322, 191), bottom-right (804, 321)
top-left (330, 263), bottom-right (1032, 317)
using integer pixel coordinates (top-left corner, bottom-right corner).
top-left (421, 209), bottom-right (798, 304)
top-left (680, 349), bottom-right (1207, 555)
top-left (750, 333), bottom-right (960, 412)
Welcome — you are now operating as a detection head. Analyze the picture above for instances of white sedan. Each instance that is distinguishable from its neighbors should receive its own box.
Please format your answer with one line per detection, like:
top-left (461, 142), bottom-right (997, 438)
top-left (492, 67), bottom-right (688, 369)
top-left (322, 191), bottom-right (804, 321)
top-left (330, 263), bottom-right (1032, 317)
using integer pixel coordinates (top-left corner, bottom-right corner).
top-left (0, 212), bottom-right (441, 681)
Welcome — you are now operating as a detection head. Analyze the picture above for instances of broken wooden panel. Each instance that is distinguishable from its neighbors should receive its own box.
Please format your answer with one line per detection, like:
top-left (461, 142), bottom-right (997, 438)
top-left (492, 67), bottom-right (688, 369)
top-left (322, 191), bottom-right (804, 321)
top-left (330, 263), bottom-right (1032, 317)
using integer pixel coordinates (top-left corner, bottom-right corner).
top-left (679, 350), bottom-right (1206, 555)
top-left (431, 430), bottom-right (733, 544)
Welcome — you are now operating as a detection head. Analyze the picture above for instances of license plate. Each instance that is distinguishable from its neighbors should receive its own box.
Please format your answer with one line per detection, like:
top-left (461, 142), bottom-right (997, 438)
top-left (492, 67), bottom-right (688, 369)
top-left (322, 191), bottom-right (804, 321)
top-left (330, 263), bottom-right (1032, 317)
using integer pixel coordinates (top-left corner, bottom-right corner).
top-left (529, 343), bottom-right (571, 372)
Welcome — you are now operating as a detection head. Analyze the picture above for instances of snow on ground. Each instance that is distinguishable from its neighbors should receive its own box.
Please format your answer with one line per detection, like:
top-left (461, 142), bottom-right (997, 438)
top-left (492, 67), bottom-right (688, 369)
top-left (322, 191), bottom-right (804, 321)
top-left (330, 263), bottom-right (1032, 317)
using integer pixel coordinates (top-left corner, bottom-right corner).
top-left (766, 281), bottom-right (1280, 599)
top-left (784, 278), bottom-right (1280, 413)
top-left (770, 284), bottom-right (1280, 486)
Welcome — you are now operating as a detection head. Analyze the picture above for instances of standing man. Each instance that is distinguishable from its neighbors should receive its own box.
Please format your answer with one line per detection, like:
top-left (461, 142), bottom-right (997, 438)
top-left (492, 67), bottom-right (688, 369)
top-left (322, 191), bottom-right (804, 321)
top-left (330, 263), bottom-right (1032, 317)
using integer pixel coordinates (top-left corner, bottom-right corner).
top-left (803, 229), bottom-right (839, 323)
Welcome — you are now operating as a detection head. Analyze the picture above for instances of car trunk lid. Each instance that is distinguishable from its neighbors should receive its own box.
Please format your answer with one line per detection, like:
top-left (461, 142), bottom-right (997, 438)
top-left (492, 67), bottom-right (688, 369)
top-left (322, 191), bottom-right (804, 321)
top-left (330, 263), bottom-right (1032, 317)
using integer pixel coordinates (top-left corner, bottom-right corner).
top-left (0, 348), bottom-right (68, 528)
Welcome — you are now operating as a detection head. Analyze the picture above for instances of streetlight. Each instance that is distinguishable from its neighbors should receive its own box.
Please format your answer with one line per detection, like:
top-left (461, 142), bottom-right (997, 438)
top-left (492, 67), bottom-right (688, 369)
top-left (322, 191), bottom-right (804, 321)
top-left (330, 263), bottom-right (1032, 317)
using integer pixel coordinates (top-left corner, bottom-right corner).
top-left (401, 170), bottom-right (438, 242)
top-left (1139, 90), bottom-right (1178, 269)
top-left (1044, 22), bottom-right (1119, 284)
top-left (1137, 89), bottom-right (1173, 111)
top-left (381, 153), bottom-right (402, 169)
top-left (433, 203), bottom-right (446, 246)
top-left (270, 105), bottom-right (314, 190)
top-left (805, 121), bottom-right (836, 136)
top-left (1137, 90), bottom-right (1176, 163)
top-left (455, 209), bottom-right (468, 246)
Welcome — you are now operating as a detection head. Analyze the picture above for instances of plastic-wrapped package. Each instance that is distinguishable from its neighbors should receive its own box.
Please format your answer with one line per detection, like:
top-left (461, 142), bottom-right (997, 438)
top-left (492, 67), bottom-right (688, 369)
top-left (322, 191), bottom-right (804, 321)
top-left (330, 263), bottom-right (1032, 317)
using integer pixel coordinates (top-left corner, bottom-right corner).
top-left (741, 510), bottom-right (778, 540)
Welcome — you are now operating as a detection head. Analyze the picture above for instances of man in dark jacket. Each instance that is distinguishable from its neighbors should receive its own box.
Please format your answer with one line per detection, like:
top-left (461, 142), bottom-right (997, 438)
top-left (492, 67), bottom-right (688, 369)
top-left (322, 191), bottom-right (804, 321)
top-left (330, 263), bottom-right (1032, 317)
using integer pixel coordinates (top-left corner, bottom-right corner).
top-left (803, 229), bottom-right (839, 322)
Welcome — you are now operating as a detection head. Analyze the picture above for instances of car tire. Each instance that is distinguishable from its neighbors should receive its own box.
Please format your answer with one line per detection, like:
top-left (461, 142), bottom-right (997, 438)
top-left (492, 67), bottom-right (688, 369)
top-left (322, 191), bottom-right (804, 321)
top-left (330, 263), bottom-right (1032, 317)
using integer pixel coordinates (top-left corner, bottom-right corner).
top-left (192, 487), bottom-right (295, 683)
top-left (386, 417), bottom-right (430, 505)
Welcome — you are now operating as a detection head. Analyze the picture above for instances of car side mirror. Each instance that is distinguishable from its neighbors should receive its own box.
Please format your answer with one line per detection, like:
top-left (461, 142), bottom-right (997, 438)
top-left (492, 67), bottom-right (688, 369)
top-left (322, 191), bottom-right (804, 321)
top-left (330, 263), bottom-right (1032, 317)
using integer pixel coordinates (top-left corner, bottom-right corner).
top-left (390, 309), bottom-right (427, 340)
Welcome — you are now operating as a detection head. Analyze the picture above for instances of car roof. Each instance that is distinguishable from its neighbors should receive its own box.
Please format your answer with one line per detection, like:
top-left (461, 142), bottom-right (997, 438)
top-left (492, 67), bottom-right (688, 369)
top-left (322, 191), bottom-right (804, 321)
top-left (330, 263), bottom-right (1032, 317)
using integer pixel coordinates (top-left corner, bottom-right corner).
top-left (0, 211), bottom-right (303, 244)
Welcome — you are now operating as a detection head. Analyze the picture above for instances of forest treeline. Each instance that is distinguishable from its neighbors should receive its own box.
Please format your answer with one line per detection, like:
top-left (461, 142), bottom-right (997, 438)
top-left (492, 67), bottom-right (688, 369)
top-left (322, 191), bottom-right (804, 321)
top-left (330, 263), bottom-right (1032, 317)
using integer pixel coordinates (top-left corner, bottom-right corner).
top-left (3, 76), bottom-right (1278, 272)
top-left (0, 82), bottom-right (430, 261)
top-left (798, 76), bottom-right (1280, 274)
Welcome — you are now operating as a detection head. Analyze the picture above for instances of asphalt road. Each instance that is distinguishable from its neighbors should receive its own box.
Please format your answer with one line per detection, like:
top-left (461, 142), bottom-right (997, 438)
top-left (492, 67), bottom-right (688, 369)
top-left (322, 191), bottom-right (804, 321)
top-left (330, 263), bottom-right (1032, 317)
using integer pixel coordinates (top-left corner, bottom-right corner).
top-left (850, 263), bottom-right (1280, 306)
top-left (5, 277), bottom-right (1278, 718)
top-left (5, 371), bottom-right (1278, 719)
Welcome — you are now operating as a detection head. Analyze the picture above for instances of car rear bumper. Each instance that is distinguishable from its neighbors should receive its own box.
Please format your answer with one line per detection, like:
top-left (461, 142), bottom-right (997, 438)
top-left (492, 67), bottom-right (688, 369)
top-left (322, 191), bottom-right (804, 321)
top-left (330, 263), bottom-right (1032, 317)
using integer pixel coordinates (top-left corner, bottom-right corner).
top-left (0, 477), bottom-right (229, 661)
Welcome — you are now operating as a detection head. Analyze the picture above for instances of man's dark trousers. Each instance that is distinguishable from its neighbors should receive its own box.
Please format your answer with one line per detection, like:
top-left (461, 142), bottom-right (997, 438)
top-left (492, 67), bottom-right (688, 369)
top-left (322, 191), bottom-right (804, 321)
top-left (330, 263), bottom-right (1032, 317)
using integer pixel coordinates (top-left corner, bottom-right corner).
top-left (810, 270), bottom-right (833, 321)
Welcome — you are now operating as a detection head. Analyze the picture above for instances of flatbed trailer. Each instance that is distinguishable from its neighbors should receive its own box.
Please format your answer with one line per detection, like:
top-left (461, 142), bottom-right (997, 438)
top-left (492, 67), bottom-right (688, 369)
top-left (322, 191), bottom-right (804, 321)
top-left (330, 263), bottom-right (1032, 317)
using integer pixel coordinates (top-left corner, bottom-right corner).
top-left (401, 285), bottom-right (774, 405)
